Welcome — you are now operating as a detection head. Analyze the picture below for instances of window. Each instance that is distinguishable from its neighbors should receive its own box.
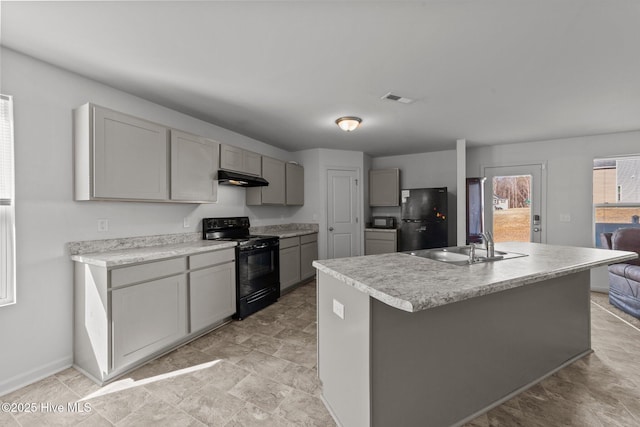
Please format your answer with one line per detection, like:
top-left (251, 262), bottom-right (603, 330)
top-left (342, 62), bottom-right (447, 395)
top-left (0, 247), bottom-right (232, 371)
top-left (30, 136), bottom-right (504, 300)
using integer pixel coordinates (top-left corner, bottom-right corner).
top-left (593, 156), bottom-right (640, 247)
top-left (0, 94), bottom-right (15, 306)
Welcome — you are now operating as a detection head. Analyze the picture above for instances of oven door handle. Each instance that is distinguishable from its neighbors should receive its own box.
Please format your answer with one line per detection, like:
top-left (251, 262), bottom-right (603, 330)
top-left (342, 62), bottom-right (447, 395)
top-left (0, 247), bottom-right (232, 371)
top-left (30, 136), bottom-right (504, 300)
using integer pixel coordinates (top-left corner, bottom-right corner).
top-left (240, 243), bottom-right (278, 254)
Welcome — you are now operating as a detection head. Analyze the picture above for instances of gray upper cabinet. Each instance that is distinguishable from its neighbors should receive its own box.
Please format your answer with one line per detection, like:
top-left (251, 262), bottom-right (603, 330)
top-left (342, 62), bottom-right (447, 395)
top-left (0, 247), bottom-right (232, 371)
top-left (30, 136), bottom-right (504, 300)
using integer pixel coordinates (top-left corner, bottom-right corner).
top-left (170, 130), bottom-right (218, 203)
top-left (75, 103), bottom-right (220, 204)
top-left (286, 162), bottom-right (304, 206)
top-left (75, 103), bottom-right (169, 201)
top-left (369, 168), bottom-right (400, 206)
top-left (244, 150), bottom-right (262, 176)
top-left (246, 156), bottom-right (286, 205)
top-left (262, 156), bottom-right (286, 204)
top-left (219, 143), bottom-right (262, 176)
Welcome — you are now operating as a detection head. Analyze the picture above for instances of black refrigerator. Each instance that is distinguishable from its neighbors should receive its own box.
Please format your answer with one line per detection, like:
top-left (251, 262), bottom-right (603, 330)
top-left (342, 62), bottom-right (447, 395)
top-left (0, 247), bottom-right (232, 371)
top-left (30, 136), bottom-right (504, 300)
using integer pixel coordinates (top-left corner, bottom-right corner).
top-left (399, 187), bottom-right (448, 251)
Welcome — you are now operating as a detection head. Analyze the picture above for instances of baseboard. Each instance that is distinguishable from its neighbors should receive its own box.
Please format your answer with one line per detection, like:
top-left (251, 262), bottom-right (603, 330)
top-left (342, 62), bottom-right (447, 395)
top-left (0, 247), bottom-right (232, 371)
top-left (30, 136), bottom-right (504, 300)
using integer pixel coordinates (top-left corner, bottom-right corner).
top-left (0, 356), bottom-right (72, 397)
top-left (590, 285), bottom-right (609, 293)
top-left (319, 393), bottom-right (344, 427)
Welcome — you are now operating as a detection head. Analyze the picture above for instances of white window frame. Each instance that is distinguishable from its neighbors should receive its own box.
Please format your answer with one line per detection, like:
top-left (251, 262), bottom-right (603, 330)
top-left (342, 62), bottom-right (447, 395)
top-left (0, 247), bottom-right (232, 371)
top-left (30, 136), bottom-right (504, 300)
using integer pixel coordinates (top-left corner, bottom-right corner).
top-left (1, 94), bottom-right (16, 307)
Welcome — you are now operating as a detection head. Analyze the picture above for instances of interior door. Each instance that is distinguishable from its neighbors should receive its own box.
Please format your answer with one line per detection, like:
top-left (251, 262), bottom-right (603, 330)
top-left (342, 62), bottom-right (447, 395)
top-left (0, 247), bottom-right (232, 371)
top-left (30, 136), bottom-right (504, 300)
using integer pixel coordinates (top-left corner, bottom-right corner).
top-left (327, 169), bottom-right (360, 259)
top-left (483, 164), bottom-right (546, 243)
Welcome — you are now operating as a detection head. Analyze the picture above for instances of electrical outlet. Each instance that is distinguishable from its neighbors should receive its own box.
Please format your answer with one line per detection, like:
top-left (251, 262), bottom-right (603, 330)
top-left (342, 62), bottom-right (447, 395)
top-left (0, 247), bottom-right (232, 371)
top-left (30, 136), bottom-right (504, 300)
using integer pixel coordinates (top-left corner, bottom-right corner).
top-left (333, 299), bottom-right (345, 319)
top-left (183, 217), bottom-right (190, 228)
top-left (97, 219), bottom-right (109, 232)
top-left (560, 213), bottom-right (571, 222)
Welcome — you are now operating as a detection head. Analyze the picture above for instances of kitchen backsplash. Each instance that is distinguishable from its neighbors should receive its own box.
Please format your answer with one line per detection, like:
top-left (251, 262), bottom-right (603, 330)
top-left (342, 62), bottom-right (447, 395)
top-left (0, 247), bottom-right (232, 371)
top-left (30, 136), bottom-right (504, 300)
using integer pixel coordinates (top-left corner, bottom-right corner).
top-left (67, 232), bottom-right (201, 255)
top-left (250, 223), bottom-right (319, 235)
top-left (68, 223), bottom-right (320, 255)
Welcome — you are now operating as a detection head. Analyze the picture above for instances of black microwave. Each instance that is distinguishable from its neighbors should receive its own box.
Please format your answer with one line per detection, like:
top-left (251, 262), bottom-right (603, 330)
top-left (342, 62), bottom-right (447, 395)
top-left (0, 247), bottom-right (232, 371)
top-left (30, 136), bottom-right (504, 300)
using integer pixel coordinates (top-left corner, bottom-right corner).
top-left (371, 216), bottom-right (396, 229)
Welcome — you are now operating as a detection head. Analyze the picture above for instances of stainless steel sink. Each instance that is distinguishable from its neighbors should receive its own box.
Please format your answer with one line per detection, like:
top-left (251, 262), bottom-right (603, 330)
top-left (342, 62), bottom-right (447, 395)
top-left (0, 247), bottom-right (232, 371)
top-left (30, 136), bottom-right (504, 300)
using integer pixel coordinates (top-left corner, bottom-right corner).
top-left (408, 246), bottom-right (528, 266)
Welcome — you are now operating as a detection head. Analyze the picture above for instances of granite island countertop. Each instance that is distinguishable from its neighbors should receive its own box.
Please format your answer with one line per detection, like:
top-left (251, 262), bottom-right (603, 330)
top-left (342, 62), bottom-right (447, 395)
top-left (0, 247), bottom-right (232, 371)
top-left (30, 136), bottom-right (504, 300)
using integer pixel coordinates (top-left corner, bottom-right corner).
top-left (312, 242), bottom-right (637, 313)
top-left (70, 240), bottom-right (237, 267)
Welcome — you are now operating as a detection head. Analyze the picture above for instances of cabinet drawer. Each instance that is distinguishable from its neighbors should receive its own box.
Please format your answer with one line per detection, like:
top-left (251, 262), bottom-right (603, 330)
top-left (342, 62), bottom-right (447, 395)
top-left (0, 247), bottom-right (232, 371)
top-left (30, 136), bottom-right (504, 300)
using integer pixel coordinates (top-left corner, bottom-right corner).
top-left (280, 236), bottom-right (300, 249)
top-left (365, 231), bottom-right (397, 241)
top-left (190, 248), bottom-right (235, 270)
top-left (365, 239), bottom-right (397, 255)
top-left (111, 258), bottom-right (186, 288)
top-left (300, 233), bottom-right (317, 245)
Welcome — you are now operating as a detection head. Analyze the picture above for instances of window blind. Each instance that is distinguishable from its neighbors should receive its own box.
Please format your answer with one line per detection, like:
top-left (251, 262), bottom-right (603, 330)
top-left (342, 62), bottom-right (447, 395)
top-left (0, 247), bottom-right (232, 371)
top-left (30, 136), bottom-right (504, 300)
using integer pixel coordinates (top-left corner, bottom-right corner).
top-left (0, 94), bottom-right (13, 206)
top-left (0, 94), bottom-right (15, 305)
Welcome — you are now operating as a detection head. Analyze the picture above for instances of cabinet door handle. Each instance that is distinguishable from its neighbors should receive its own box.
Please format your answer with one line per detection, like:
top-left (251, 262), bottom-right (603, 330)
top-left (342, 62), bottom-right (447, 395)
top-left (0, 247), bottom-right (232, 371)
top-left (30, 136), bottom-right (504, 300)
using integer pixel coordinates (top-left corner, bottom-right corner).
top-left (329, 227), bottom-right (334, 231)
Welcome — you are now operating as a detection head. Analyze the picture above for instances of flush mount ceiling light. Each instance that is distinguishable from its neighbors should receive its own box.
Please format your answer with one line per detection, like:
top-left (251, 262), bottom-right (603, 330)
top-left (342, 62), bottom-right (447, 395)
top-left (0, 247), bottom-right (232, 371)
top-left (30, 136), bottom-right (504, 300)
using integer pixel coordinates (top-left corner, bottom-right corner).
top-left (335, 116), bottom-right (362, 132)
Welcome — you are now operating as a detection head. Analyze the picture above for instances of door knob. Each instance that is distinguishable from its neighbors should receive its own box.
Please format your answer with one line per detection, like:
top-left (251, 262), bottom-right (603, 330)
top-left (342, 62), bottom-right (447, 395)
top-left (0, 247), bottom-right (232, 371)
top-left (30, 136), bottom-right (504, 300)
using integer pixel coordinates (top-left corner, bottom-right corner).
top-left (329, 227), bottom-right (334, 231)
top-left (533, 227), bottom-right (541, 232)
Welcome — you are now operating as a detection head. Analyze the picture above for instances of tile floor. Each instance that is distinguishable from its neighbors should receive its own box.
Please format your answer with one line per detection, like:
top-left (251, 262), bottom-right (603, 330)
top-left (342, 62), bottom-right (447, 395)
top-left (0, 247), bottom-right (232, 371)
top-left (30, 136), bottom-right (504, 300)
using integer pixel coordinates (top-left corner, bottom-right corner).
top-left (1, 281), bottom-right (639, 426)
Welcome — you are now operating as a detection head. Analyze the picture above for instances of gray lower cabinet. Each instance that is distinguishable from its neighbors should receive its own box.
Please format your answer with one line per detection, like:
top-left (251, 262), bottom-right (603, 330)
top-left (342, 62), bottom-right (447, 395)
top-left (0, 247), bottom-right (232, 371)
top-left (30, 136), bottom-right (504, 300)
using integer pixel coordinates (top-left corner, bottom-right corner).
top-left (365, 230), bottom-right (398, 255)
top-left (189, 253), bottom-right (236, 333)
top-left (280, 233), bottom-right (318, 291)
top-left (300, 233), bottom-right (318, 280)
top-left (111, 274), bottom-right (187, 371)
top-left (74, 247), bottom-right (236, 384)
top-left (280, 237), bottom-right (301, 291)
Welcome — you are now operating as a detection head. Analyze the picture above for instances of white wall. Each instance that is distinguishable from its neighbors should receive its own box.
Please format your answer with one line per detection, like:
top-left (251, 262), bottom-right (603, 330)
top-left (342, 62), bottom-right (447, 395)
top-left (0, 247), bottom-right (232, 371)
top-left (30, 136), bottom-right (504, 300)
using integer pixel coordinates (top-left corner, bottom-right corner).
top-left (0, 48), bottom-right (304, 394)
top-left (292, 148), bottom-right (366, 260)
top-left (467, 131), bottom-right (640, 291)
top-left (371, 150), bottom-right (458, 245)
top-left (290, 149), bottom-right (321, 225)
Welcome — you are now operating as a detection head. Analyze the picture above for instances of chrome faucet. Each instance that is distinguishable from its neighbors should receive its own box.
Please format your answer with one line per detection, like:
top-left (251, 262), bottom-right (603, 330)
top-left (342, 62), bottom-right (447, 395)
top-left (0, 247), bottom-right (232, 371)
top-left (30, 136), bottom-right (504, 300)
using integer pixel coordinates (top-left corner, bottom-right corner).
top-left (481, 232), bottom-right (495, 258)
top-left (468, 243), bottom-right (476, 264)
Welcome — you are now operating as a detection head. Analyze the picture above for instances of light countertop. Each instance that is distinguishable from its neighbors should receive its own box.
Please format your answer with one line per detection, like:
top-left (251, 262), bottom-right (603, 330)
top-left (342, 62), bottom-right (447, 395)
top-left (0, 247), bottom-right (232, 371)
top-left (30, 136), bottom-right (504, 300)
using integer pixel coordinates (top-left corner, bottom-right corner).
top-left (71, 240), bottom-right (237, 267)
top-left (365, 228), bottom-right (398, 233)
top-left (251, 223), bottom-right (319, 239)
top-left (312, 242), bottom-right (637, 313)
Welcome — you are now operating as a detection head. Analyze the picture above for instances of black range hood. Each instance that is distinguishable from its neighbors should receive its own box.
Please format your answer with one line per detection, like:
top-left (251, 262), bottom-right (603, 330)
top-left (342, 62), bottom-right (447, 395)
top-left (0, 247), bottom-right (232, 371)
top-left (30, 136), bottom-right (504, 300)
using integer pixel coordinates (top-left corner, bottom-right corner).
top-left (217, 170), bottom-right (269, 187)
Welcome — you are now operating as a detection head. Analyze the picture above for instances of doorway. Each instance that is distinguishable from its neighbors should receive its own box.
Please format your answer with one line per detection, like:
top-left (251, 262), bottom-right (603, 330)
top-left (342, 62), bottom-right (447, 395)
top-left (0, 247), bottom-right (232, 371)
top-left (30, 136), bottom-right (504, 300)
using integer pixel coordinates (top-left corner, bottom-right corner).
top-left (326, 168), bottom-right (360, 258)
top-left (483, 164), bottom-right (546, 243)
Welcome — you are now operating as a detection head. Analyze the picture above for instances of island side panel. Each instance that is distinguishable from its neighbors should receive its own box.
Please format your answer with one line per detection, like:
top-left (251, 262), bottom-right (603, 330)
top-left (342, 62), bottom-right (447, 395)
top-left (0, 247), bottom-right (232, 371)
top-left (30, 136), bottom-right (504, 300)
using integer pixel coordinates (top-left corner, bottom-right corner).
top-left (317, 271), bottom-right (371, 427)
top-left (370, 271), bottom-right (591, 427)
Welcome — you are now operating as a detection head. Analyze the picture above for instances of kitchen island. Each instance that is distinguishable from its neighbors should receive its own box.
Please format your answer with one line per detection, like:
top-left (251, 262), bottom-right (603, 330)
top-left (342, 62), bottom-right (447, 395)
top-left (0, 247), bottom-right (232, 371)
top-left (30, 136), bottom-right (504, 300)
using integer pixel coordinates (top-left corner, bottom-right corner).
top-left (312, 242), bottom-right (637, 427)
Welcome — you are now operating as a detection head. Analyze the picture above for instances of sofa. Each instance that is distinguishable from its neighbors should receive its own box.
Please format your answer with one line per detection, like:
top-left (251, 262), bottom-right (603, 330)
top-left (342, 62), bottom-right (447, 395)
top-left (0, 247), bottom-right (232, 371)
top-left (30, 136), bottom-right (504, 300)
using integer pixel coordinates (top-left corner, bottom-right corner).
top-left (601, 228), bottom-right (640, 318)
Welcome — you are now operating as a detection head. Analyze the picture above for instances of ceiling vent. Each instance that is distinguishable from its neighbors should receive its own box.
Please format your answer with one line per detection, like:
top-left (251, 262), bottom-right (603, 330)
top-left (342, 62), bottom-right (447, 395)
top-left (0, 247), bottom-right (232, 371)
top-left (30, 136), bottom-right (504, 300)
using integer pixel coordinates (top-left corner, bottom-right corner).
top-left (381, 92), bottom-right (414, 104)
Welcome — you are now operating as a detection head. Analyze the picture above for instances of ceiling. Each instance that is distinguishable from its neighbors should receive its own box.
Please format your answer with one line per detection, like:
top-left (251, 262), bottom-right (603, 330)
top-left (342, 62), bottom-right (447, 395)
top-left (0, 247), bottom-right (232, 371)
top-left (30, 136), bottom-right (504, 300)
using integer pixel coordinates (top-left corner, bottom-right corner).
top-left (2, 1), bottom-right (640, 157)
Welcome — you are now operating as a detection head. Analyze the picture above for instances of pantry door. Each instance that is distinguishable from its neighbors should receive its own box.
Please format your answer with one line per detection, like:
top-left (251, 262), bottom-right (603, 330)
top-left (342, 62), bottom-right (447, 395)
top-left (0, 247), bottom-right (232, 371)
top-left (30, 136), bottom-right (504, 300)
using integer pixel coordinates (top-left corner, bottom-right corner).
top-left (327, 168), bottom-right (360, 259)
top-left (482, 164), bottom-right (546, 244)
